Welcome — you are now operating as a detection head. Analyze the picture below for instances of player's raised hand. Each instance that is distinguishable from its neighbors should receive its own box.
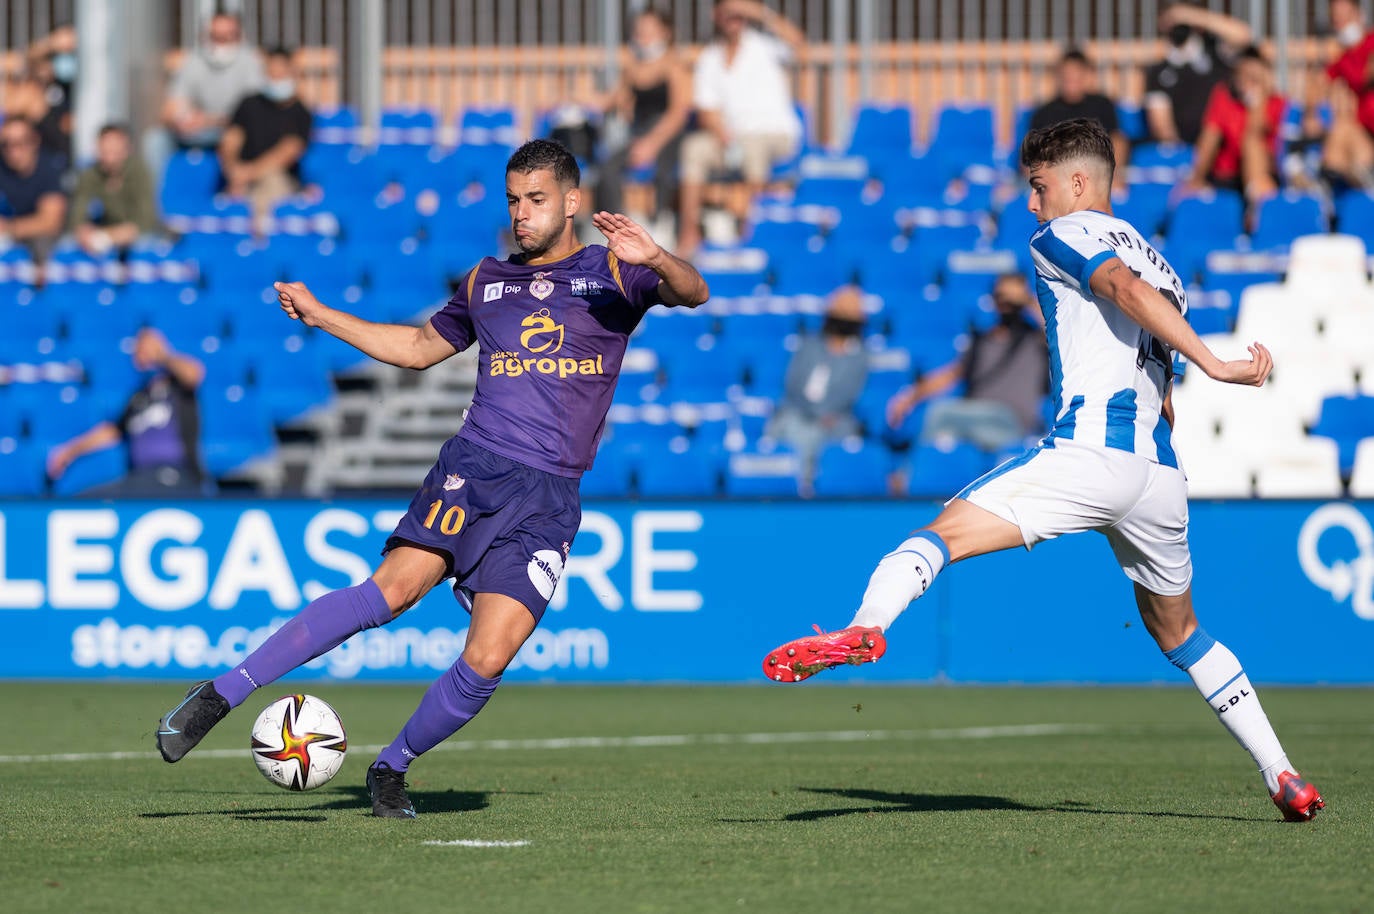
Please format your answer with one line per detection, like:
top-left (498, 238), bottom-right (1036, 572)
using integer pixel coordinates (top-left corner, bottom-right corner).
top-left (1208, 342), bottom-right (1273, 387)
top-left (274, 281), bottom-right (326, 328)
top-left (592, 211), bottom-right (662, 266)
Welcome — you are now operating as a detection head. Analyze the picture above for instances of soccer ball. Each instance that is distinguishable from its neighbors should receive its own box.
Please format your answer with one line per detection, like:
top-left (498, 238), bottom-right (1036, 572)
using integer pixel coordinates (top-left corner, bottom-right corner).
top-left (250, 694), bottom-right (348, 791)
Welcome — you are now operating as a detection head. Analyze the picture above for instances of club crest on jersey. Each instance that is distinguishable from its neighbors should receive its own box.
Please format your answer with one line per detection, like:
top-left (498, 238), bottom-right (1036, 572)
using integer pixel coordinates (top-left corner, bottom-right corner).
top-left (529, 271), bottom-right (555, 301)
top-left (443, 473), bottom-right (465, 491)
top-left (519, 308), bottom-right (565, 354)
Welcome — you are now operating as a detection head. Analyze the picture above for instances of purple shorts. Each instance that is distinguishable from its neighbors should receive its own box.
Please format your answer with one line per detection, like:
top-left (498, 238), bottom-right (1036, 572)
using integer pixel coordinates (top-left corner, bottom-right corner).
top-left (385, 437), bottom-right (581, 622)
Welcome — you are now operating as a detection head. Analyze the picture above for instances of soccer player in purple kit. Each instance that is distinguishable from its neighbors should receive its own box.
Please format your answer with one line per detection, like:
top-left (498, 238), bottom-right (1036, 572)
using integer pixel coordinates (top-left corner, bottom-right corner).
top-left (155, 139), bottom-right (709, 818)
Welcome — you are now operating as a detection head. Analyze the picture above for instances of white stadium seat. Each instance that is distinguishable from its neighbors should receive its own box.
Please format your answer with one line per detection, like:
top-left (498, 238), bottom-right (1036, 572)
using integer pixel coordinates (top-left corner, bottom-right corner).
top-left (1233, 285), bottom-right (1321, 351)
top-left (1252, 437), bottom-right (1344, 498)
top-left (1180, 445), bottom-right (1254, 498)
top-left (1285, 234), bottom-right (1369, 291)
top-left (1350, 439), bottom-right (1374, 497)
top-left (1265, 347), bottom-right (1359, 425)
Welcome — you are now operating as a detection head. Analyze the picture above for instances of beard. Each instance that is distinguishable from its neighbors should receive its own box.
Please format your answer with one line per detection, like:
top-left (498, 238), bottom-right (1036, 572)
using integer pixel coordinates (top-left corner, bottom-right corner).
top-left (513, 220), bottom-right (564, 257)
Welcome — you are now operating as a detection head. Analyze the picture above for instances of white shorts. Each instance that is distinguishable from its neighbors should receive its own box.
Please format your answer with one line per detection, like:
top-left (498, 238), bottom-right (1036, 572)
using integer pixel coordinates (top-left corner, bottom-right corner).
top-left (954, 438), bottom-right (1193, 595)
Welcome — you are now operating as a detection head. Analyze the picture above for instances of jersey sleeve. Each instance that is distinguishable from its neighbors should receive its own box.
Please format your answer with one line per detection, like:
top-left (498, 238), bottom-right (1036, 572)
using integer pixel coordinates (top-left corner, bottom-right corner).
top-left (1029, 217), bottom-right (1117, 292)
top-left (607, 252), bottom-right (664, 310)
top-left (428, 263), bottom-right (481, 350)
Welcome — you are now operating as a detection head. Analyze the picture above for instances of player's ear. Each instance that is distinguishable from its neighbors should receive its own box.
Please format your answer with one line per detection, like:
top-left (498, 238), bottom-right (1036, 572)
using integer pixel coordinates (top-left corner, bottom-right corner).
top-left (565, 186), bottom-right (582, 218)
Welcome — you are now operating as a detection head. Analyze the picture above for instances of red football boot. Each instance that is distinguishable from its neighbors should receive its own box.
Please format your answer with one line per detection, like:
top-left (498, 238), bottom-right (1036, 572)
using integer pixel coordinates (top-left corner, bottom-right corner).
top-left (762, 625), bottom-right (887, 682)
top-left (1271, 770), bottom-right (1325, 822)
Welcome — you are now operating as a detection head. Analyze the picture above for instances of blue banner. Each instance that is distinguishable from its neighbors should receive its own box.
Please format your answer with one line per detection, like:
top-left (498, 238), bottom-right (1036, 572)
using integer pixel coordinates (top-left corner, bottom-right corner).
top-left (0, 499), bottom-right (1370, 683)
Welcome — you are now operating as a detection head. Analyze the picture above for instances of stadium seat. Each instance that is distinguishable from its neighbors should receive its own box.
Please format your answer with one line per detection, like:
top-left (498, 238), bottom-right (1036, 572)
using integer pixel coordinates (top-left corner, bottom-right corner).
top-left (52, 443), bottom-right (128, 496)
top-left (457, 106), bottom-right (519, 147)
top-left (1114, 183), bottom-right (1171, 240)
top-left (252, 339), bottom-right (334, 423)
top-left (1334, 191), bottom-right (1374, 252)
top-left (723, 448), bottom-right (801, 498)
top-left (200, 386), bottom-right (276, 477)
top-left (928, 104), bottom-right (997, 182)
top-left (1348, 438), bottom-right (1374, 497)
top-left (635, 445), bottom-right (723, 498)
top-left (694, 246), bottom-right (770, 298)
top-left (845, 103), bottom-right (914, 161)
top-left (579, 444), bottom-right (636, 498)
top-left (311, 105), bottom-right (359, 144)
top-left (1285, 233), bottom-right (1368, 291)
top-left (161, 149), bottom-right (221, 214)
top-left (905, 440), bottom-right (991, 498)
top-left (0, 443), bottom-right (46, 496)
top-left (1176, 444), bottom-right (1255, 498)
top-left (1163, 190), bottom-right (1244, 282)
top-left (1250, 193), bottom-right (1327, 251)
top-left (1252, 437), bottom-right (1344, 498)
top-left (811, 439), bottom-right (893, 497)
top-left (1310, 393), bottom-right (1374, 475)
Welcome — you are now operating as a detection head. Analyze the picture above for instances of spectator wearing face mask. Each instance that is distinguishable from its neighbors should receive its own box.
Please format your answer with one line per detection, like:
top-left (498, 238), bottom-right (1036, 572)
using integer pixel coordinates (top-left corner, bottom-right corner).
top-left (886, 273), bottom-right (1049, 455)
top-left (1313, 0), bottom-right (1374, 188)
top-left (1143, 3), bottom-right (1252, 146)
top-left (161, 11), bottom-right (265, 151)
top-left (3, 25), bottom-right (77, 165)
top-left (1186, 46), bottom-right (1286, 207)
top-left (593, 8), bottom-right (691, 226)
top-left (767, 286), bottom-right (871, 494)
top-left (218, 46), bottom-right (312, 236)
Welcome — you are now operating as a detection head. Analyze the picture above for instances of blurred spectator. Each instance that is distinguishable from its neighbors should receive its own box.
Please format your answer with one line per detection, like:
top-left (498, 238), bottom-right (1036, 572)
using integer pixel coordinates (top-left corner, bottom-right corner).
top-left (3, 25), bottom-right (77, 164)
top-left (678, 0), bottom-right (804, 254)
top-left (886, 273), bottom-right (1048, 454)
top-left (1029, 49), bottom-right (1129, 191)
top-left (1313, 0), bottom-right (1374, 188)
top-left (47, 328), bottom-right (207, 497)
top-left (0, 116), bottom-right (69, 265)
top-left (595, 8), bottom-right (691, 225)
top-left (219, 47), bottom-right (312, 236)
top-left (68, 124), bottom-right (161, 256)
top-left (767, 286), bottom-right (869, 494)
top-left (1186, 46), bottom-right (1285, 205)
top-left (1143, 3), bottom-right (1251, 146)
top-left (161, 11), bottom-right (265, 151)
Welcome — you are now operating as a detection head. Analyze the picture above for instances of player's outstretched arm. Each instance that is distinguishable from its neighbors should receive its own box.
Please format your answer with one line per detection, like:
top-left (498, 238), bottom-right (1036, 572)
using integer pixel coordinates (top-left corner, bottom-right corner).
top-left (275, 281), bottom-right (458, 370)
top-left (591, 211), bottom-right (710, 307)
top-left (1089, 257), bottom-right (1272, 387)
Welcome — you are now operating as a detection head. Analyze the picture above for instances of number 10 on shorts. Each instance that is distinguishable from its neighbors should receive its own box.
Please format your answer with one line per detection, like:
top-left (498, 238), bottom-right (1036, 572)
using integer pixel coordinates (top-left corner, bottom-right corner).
top-left (423, 500), bottom-right (466, 535)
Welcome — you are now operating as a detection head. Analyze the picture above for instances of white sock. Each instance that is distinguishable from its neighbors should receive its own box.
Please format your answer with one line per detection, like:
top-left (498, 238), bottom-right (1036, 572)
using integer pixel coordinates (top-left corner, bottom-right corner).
top-left (849, 532), bottom-right (949, 632)
top-left (1165, 628), bottom-right (1292, 794)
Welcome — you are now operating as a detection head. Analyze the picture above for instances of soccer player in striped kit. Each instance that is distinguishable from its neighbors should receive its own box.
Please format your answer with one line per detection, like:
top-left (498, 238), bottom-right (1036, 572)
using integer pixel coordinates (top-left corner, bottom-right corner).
top-left (765, 118), bottom-right (1323, 823)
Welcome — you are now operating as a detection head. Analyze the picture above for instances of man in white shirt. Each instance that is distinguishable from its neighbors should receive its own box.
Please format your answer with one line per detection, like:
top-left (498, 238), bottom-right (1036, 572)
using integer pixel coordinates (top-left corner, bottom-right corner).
top-left (678, 0), bottom-right (803, 254)
top-left (161, 12), bottom-right (265, 150)
top-left (762, 118), bottom-right (1326, 825)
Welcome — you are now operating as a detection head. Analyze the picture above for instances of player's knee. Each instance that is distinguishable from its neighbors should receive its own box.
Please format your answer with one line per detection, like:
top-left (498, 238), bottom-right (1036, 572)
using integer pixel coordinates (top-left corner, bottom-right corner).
top-left (462, 645), bottom-right (516, 679)
top-left (370, 575), bottom-right (425, 617)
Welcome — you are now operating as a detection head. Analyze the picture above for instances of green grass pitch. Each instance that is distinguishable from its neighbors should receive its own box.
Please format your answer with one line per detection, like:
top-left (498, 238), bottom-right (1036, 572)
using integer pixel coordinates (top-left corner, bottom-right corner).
top-left (1, 682), bottom-right (1369, 914)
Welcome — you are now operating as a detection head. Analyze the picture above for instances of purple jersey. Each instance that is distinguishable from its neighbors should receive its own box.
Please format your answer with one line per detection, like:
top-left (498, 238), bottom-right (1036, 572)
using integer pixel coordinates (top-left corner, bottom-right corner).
top-left (429, 244), bottom-right (667, 477)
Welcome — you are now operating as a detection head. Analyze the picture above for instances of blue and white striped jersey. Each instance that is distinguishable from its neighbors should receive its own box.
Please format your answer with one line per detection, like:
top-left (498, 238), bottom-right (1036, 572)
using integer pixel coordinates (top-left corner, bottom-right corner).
top-left (1028, 209), bottom-right (1188, 467)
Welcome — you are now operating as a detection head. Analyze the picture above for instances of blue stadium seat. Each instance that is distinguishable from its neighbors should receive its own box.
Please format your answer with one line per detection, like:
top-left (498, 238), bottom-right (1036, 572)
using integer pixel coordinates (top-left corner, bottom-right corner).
top-left (1117, 101), bottom-right (1148, 143)
top-left (252, 339), bottom-right (334, 423)
top-left (1114, 183), bottom-right (1171, 240)
top-left (200, 387), bottom-right (276, 477)
top-left (457, 106), bottom-right (519, 147)
top-left (929, 104), bottom-right (997, 182)
top-left (579, 444), bottom-right (636, 498)
top-left (1163, 190), bottom-right (1245, 282)
top-left (1335, 190), bottom-right (1374, 249)
top-left (1250, 192), bottom-right (1327, 251)
top-left (792, 176), bottom-right (868, 223)
top-left (161, 149), bottom-right (221, 214)
top-left (911, 222), bottom-right (985, 285)
top-left (378, 107), bottom-right (438, 144)
top-left (1310, 394), bottom-right (1374, 475)
top-left (52, 443), bottom-right (128, 496)
top-left (24, 386), bottom-right (99, 447)
top-left (906, 440), bottom-right (993, 498)
top-left (723, 448), bottom-right (802, 498)
top-left (770, 249), bottom-right (854, 297)
top-left (811, 439), bottom-right (893, 497)
top-left (311, 105), bottom-right (359, 144)
top-left (0, 444), bottom-right (46, 496)
top-left (636, 446), bottom-right (723, 498)
top-left (846, 103), bottom-right (914, 159)
top-left (694, 246), bottom-right (770, 298)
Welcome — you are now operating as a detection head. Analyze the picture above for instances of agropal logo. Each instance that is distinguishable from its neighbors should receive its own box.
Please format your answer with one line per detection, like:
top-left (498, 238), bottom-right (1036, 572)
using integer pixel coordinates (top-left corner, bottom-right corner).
top-left (520, 307), bottom-right (564, 354)
top-left (1297, 503), bottom-right (1374, 620)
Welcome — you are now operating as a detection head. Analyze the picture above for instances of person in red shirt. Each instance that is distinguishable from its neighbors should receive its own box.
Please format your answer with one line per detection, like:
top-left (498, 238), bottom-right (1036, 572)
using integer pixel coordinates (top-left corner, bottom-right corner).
top-left (1316, 0), bottom-right (1374, 187)
top-left (1187, 45), bottom-right (1285, 205)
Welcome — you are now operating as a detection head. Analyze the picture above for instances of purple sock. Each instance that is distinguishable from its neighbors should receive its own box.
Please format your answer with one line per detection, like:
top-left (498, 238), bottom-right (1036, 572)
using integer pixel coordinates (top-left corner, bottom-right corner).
top-left (374, 657), bottom-right (501, 772)
top-left (213, 579), bottom-right (393, 708)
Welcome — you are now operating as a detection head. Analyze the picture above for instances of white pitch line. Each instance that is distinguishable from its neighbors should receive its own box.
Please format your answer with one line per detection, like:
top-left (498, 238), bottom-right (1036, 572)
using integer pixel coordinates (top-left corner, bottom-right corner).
top-left (422, 840), bottom-right (530, 848)
top-left (0, 722), bottom-right (1104, 765)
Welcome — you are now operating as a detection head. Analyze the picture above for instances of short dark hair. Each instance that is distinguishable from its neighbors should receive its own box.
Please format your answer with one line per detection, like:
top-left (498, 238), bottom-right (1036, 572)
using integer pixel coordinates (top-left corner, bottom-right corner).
top-left (264, 45), bottom-right (294, 62)
top-left (1059, 47), bottom-right (1092, 68)
top-left (98, 122), bottom-right (130, 138)
top-left (506, 138), bottom-right (580, 188)
top-left (1236, 44), bottom-right (1269, 65)
top-left (1020, 117), bottom-right (1116, 178)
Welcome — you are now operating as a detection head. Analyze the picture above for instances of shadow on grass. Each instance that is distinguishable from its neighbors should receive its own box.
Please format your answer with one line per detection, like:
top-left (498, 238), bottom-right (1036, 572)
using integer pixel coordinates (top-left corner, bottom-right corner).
top-left (140, 786), bottom-right (513, 821)
top-left (725, 787), bottom-right (1258, 824)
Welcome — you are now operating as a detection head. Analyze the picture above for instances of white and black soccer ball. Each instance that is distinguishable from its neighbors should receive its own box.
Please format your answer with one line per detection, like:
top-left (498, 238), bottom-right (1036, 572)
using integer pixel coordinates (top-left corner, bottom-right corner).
top-left (250, 693), bottom-right (347, 791)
